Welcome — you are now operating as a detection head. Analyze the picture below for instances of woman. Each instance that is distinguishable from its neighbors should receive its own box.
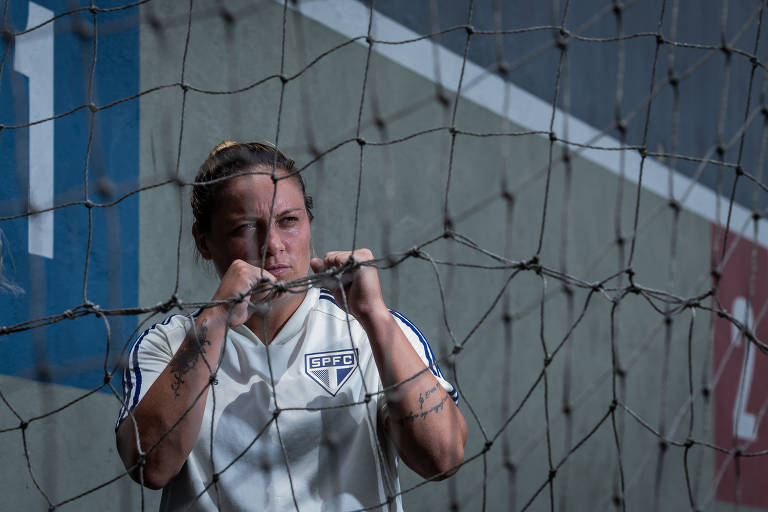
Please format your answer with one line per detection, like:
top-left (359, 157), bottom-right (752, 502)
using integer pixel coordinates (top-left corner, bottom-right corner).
top-left (116, 141), bottom-right (467, 511)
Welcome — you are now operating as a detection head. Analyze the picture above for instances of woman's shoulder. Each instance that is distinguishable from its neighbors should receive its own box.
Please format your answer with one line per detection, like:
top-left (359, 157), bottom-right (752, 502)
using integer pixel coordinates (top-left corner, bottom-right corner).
top-left (131, 311), bottom-right (198, 353)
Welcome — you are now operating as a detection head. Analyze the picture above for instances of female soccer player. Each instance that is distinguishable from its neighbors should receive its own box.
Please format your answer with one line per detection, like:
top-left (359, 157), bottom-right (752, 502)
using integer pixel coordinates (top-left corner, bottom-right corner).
top-left (116, 141), bottom-right (467, 511)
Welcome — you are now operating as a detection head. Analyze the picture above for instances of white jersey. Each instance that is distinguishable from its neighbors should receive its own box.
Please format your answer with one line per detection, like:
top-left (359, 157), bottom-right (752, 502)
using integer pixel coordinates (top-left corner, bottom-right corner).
top-left (117, 287), bottom-right (457, 512)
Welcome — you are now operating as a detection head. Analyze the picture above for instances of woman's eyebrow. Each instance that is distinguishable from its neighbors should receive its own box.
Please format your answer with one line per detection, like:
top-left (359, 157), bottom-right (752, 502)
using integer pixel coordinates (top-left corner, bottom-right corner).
top-left (276, 208), bottom-right (304, 216)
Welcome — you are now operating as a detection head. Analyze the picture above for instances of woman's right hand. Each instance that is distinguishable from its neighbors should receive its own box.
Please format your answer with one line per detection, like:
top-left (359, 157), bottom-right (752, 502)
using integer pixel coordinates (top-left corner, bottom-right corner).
top-left (211, 259), bottom-right (277, 327)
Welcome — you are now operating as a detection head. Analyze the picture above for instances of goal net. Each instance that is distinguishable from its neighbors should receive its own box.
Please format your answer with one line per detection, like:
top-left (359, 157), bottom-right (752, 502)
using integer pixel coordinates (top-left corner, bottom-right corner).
top-left (1, 0), bottom-right (767, 510)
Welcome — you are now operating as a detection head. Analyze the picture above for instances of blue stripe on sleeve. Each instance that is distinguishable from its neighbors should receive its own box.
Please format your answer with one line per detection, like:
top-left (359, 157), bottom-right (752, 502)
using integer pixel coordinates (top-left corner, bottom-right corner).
top-left (389, 309), bottom-right (439, 377)
top-left (389, 309), bottom-right (459, 405)
top-left (123, 314), bottom-right (178, 418)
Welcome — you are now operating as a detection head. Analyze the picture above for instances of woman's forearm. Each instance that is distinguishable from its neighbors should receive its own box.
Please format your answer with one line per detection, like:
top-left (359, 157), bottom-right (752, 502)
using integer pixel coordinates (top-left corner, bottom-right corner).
top-left (360, 308), bottom-right (467, 479)
top-left (116, 308), bottom-right (228, 489)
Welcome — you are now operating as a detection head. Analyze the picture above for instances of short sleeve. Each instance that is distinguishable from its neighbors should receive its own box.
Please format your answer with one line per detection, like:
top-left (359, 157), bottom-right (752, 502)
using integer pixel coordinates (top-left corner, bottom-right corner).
top-left (389, 309), bottom-right (459, 405)
top-left (115, 314), bottom-right (191, 430)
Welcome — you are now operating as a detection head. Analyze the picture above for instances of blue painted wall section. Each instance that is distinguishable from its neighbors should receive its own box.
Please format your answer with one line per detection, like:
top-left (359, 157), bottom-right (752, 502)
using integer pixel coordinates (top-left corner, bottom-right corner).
top-left (0, 0), bottom-right (139, 391)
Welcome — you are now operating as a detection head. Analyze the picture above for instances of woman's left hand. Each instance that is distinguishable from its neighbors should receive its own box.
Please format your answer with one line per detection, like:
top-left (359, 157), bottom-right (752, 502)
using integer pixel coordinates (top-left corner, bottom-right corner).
top-left (310, 249), bottom-right (386, 321)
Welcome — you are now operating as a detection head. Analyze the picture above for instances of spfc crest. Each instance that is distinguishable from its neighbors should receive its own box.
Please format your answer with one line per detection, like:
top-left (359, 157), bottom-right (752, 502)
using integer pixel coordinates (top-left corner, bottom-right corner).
top-left (305, 349), bottom-right (359, 396)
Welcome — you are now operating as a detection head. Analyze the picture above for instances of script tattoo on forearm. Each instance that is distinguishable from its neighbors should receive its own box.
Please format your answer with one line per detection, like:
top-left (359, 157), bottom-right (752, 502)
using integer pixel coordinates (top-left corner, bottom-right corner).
top-left (397, 385), bottom-right (450, 426)
top-left (418, 384), bottom-right (437, 410)
top-left (169, 320), bottom-right (212, 397)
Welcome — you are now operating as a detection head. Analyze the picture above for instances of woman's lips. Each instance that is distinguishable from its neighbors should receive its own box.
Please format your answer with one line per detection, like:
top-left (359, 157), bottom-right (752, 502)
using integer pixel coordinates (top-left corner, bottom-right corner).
top-left (266, 265), bottom-right (290, 277)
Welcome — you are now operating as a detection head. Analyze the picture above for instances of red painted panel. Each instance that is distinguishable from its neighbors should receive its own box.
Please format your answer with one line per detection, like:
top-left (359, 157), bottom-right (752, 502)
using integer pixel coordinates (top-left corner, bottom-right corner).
top-left (712, 224), bottom-right (768, 509)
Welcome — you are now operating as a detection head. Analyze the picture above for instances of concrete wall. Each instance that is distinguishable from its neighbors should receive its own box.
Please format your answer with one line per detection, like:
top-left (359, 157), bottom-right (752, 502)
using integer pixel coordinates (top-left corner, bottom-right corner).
top-left (2, 0), bottom-right (767, 510)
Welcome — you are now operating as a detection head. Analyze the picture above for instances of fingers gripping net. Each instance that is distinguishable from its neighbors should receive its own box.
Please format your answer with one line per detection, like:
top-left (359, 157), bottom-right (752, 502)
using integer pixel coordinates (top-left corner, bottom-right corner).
top-left (1, 0), bottom-right (768, 510)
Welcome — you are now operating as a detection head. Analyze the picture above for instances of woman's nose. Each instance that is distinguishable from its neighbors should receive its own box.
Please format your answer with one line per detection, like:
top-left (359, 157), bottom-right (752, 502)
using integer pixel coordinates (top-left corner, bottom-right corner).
top-left (263, 227), bottom-right (285, 254)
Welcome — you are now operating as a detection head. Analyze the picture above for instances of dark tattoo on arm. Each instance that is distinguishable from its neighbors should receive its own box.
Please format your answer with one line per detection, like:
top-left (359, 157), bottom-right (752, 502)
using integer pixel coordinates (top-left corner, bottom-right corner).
top-left (396, 386), bottom-right (450, 426)
top-left (168, 320), bottom-right (212, 397)
top-left (418, 385), bottom-right (437, 410)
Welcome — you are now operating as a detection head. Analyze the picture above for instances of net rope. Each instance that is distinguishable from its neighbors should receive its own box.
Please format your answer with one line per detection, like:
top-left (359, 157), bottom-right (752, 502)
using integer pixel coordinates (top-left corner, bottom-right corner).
top-left (1, 0), bottom-right (768, 510)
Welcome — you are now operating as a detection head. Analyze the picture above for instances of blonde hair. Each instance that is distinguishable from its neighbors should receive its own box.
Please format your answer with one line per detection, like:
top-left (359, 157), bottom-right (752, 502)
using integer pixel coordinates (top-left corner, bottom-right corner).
top-left (191, 140), bottom-right (313, 233)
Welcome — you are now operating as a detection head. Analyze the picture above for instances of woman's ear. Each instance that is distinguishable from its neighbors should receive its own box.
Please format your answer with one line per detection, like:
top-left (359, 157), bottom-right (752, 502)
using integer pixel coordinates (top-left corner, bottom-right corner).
top-left (192, 223), bottom-right (212, 260)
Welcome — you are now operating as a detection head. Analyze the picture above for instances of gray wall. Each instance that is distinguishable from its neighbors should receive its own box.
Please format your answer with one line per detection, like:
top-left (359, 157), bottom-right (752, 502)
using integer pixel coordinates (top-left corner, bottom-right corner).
top-left (2, 0), bottom-right (766, 510)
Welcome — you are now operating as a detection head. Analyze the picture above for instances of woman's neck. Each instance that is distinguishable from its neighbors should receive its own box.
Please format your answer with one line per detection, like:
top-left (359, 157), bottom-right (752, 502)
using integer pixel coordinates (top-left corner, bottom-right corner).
top-left (244, 290), bottom-right (306, 344)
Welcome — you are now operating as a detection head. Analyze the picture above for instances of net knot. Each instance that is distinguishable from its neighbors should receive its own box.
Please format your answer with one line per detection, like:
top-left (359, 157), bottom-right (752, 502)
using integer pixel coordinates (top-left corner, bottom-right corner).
top-left (356, 137), bottom-right (366, 146)
top-left (272, 408), bottom-right (281, 419)
top-left (103, 373), bottom-right (111, 385)
top-left (655, 34), bottom-right (665, 46)
top-left (710, 268), bottom-right (721, 282)
top-left (88, 102), bottom-right (98, 113)
top-left (212, 472), bottom-right (220, 482)
top-left (180, 83), bottom-right (190, 92)
top-left (701, 385), bottom-right (710, 398)
top-left (84, 199), bottom-right (95, 209)
top-left (218, 7), bottom-right (235, 24)
top-left (484, 440), bottom-right (493, 451)
top-left (465, 25), bottom-right (474, 35)
top-left (658, 439), bottom-right (668, 452)
top-left (612, 2), bottom-right (624, 15)
top-left (667, 70), bottom-right (679, 87)
top-left (497, 61), bottom-right (510, 76)
top-left (753, 210), bottom-right (762, 221)
top-left (548, 131), bottom-right (558, 142)
top-left (668, 199), bottom-right (680, 212)
top-left (549, 469), bottom-right (557, 481)
top-left (147, 13), bottom-right (162, 31)
top-left (762, 105), bottom-right (768, 117)
top-left (720, 42), bottom-right (733, 55)
top-left (19, 420), bottom-right (28, 430)
top-left (735, 165), bottom-right (744, 176)
top-left (279, 74), bottom-right (288, 84)
top-left (684, 438), bottom-right (694, 448)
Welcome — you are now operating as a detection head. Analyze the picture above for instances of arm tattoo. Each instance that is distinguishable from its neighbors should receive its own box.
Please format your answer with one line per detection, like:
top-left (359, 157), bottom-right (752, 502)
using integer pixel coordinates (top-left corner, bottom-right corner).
top-left (396, 386), bottom-right (450, 426)
top-left (169, 319), bottom-right (212, 397)
top-left (419, 385), bottom-right (437, 410)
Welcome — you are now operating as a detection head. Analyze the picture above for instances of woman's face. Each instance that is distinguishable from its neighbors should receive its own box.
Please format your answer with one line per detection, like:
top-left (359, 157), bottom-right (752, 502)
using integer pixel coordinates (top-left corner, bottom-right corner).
top-left (196, 168), bottom-right (311, 282)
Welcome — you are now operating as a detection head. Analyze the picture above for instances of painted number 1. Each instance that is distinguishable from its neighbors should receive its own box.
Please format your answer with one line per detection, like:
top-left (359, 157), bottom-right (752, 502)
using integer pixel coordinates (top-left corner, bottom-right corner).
top-left (730, 297), bottom-right (757, 442)
top-left (14, 1), bottom-right (54, 259)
